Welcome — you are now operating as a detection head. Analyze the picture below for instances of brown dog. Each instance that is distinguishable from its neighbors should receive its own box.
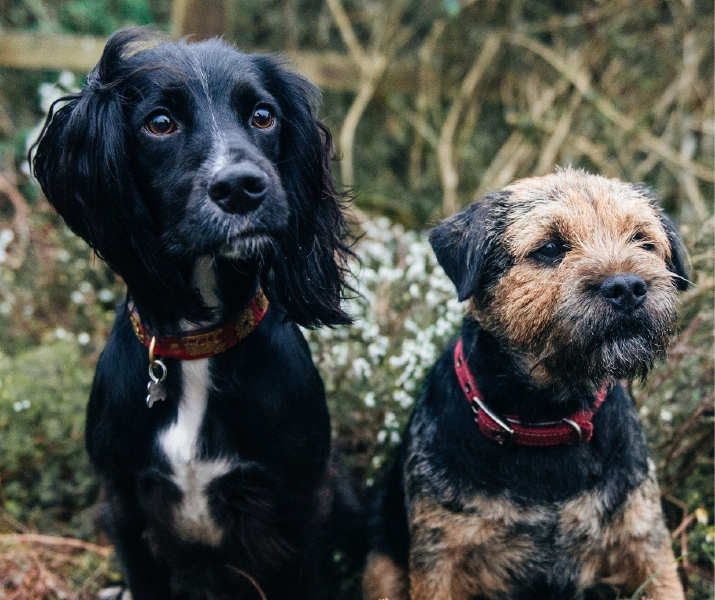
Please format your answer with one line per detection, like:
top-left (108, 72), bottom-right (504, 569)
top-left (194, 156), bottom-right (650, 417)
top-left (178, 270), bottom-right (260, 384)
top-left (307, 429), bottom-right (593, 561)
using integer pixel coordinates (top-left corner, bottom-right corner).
top-left (364, 169), bottom-right (688, 600)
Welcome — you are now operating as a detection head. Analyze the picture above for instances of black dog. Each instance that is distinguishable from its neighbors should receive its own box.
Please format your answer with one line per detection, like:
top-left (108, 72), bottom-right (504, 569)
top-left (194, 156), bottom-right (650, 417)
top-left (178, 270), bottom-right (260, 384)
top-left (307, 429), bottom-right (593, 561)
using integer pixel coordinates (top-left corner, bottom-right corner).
top-left (33, 27), bottom-right (361, 600)
top-left (363, 170), bottom-right (688, 600)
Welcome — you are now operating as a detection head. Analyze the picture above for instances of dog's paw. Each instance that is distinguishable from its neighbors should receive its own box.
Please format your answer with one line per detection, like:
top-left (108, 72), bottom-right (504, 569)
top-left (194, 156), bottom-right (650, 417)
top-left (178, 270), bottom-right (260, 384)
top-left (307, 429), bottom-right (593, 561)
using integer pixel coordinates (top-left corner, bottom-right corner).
top-left (97, 586), bottom-right (133, 600)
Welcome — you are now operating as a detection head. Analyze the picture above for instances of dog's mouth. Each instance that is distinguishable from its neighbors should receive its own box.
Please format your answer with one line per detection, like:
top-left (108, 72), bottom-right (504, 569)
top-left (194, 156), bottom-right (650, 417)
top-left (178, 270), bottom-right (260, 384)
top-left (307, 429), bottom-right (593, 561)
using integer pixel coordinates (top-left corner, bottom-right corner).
top-left (220, 230), bottom-right (277, 260)
top-left (536, 296), bottom-right (677, 385)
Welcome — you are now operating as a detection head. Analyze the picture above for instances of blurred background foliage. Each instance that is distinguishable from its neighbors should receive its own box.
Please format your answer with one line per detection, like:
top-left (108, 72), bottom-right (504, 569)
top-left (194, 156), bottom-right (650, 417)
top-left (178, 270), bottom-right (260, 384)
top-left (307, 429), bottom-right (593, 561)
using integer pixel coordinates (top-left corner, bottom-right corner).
top-left (0, 0), bottom-right (712, 598)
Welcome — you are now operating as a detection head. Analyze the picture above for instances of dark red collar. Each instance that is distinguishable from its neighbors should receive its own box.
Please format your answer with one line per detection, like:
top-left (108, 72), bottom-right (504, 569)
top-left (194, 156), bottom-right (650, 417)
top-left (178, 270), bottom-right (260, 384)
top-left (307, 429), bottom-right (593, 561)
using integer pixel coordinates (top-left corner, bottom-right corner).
top-left (130, 290), bottom-right (269, 360)
top-left (454, 338), bottom-right (606, 446)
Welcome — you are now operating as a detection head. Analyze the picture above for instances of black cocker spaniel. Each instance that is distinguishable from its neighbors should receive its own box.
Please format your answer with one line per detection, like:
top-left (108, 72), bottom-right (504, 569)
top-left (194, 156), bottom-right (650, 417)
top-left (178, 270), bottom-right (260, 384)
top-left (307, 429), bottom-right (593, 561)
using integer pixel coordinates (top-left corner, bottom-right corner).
top-left (33, 27), bottom-right (361, 600)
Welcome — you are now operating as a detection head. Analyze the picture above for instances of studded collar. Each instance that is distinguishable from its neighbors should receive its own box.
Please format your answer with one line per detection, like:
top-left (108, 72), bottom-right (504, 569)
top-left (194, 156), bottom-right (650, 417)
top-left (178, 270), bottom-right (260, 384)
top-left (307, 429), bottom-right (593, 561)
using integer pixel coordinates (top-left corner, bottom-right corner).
top-left (130, 289), bottom-right (269, 361)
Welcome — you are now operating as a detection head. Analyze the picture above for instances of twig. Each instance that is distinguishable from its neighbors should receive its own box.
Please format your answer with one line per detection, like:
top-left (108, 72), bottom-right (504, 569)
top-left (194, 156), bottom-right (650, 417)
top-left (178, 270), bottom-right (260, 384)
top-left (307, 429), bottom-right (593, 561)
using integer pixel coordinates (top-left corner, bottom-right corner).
top-left (324, 0), bottom-right (368, 66)
top-left (438, 34), bottom-right (501, 214)
top-left (409, 19), bottom-right (445, 190)
top-left (510, 33), bottom-right (714, 185)
top-left (535, 89), bottom-right (582, 175)
top-left (224, 564), bottom-right (268, 600)
top-left (0, 534), bottom-right (113, 557)
top-left (325, 0), bottom-right (391, 185)
top-left (0, 172), bottom-right (31, 244)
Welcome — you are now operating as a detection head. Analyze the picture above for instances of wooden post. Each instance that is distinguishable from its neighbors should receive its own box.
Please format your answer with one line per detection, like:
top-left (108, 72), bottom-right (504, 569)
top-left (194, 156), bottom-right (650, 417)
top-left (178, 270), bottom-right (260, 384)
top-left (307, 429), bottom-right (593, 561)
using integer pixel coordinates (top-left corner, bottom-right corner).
top-left (171, 0), bottom-right (227, 40)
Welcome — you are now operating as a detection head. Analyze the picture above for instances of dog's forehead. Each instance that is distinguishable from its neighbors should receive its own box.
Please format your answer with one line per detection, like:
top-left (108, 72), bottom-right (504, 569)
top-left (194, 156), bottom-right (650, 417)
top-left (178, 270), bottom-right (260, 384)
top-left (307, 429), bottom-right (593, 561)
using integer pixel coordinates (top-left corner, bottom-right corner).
top-left (131, 40), bottom-right (274, 101)
top-left (500, 170), bottom-right (668, 251)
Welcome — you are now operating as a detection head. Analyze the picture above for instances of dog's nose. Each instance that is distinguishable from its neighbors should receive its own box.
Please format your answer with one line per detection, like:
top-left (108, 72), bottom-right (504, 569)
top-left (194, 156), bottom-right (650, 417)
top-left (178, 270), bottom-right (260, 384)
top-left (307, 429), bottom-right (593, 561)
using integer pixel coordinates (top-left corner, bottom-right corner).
top-left (208, 163), bottom-right (268, 214)
top-left (600, 274), bottom-right (647, 312)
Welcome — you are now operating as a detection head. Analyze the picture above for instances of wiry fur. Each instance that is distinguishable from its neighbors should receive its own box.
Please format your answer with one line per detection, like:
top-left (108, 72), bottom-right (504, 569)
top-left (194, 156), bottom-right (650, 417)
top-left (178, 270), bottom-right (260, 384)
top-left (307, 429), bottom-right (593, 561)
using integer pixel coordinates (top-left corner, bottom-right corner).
top-left (364, 169), bottom-right (688, 600)
top-left (32, 27), bottom-right (362, 600)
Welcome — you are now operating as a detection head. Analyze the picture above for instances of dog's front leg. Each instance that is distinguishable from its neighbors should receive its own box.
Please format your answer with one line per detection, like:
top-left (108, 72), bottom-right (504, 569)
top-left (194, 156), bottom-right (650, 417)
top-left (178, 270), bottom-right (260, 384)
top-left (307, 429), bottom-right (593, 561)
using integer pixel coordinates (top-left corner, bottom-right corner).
top-left (104, 486), bottom-right (173, 600)
top-left (602, 541), bottom-right (684, 600)
top-left (408, 496), bottom-right (523, 600)
top-left (408, 548), bottom-right (465, 600)
top-left (601, 475), bottom-right (685, 600)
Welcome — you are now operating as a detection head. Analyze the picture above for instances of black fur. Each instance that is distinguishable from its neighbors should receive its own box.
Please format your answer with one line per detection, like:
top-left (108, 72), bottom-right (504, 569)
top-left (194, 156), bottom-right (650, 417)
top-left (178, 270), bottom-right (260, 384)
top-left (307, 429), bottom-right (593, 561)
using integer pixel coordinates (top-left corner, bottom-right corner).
top-left (33, 28), bottom-right (362, 600)
top-left (428, 191), bottom-right (513, 302)
top-left (33, 27), bottom-right (351, 333)
top-left (367, 173), bottom-right (686, 600)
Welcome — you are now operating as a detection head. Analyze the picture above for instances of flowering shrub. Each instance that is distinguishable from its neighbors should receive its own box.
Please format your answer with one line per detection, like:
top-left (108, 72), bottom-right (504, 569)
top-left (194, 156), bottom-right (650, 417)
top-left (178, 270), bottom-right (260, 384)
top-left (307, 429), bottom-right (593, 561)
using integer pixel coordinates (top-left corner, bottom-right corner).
top-left (302, 218), bottom-right (464, 482)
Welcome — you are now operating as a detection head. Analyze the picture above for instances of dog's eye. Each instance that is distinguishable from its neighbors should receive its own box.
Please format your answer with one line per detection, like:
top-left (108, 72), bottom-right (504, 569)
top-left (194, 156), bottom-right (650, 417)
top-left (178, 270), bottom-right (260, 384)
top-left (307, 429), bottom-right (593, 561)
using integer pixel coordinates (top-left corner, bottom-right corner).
top-left (632, 233), bottom-right (656, 252)
top-left (532, 241), bottom-right (568, 262)
top-left (146, 113), bottom-right (176, 135)
top-left (251, 108), bottom-right (274, 129)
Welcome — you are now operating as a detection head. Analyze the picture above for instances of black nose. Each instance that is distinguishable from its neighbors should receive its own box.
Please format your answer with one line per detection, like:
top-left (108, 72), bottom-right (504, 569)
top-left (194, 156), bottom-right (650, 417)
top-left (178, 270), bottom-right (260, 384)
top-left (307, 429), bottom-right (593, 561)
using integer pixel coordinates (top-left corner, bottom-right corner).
top-left (208, 163), bottom-right (268, 214)
top-left (601, 274), bottom-right (648, 312)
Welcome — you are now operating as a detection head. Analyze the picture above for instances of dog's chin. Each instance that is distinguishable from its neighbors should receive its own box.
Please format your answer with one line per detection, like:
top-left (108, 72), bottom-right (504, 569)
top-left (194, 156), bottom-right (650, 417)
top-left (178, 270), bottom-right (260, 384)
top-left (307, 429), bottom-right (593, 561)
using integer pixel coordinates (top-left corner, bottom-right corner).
top-left (218, 233), bottom-right (276, 261)
top-left (583, 334), bottom-right (666, 381)
top-left (540, 329), bottom-right (670, 387)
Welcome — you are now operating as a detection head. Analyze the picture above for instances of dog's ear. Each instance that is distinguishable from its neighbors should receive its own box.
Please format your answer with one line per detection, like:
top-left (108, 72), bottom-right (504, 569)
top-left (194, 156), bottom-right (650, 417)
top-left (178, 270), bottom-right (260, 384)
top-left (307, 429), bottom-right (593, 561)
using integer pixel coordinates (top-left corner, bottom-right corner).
top-left (657, 210), bottom-right (690, 291)
top-left (33, 29), bottom-right (134, 245)
top-left (32, 28), bottom-right (197, 328)
top-left (429, 192), bottom-right (506, 301)
top-left (260, 62), bottom-right (352, 328)
top-left (631, 184), bottom-right (690, 291)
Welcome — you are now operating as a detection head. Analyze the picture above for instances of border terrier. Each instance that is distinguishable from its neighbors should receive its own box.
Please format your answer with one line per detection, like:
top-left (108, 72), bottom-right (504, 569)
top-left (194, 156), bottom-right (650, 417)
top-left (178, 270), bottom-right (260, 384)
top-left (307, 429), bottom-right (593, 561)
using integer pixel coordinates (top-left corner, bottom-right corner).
top-left (363, 169), bottom-right (689, 600)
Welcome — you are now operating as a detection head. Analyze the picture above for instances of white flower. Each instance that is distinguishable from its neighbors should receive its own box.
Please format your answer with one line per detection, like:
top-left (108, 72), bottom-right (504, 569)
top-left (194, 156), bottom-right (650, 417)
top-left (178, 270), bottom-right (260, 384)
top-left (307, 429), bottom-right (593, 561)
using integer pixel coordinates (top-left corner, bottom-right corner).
top-left (78, 332), bottom-right (91, 345)
top-left (98, 289), bottom-right (115, 302)
top-left (352, 357), bottom-right (372, 379)
top-left (393, 389), bottom-right (414, 408)
top-left (695, 507), bottom-right (708, 524)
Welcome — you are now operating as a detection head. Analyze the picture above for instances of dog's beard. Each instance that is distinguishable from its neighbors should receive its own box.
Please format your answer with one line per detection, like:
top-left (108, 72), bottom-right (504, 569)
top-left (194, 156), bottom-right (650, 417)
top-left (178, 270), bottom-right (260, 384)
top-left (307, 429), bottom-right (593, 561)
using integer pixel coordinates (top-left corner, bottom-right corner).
top-left (537, 292), bottom-right (677, 385)
top-left (163, 198), bottom-right (287, 262)
top-left (219, 232), bottom-right (277, 261)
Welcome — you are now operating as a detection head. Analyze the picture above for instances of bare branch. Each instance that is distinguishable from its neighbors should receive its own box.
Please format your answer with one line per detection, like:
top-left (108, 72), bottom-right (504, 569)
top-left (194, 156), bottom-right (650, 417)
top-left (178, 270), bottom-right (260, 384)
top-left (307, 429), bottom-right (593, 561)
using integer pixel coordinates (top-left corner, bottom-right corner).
top-left (511, 33), bottom-right (714, 184)
top-left (438, 34), bottom-right (501, 214)
top-left (535, 91), bottom-right (582, 175)
top-left (0, 534), bottom-right (113, 557)
top-left (324, 0), bottom-right (368, 66)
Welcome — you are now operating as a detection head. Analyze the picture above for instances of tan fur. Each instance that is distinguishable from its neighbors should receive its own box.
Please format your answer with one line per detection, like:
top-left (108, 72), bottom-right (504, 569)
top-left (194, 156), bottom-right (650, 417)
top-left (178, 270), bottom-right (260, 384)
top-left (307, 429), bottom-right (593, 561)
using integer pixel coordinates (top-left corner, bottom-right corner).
top-left (559, 465), bottom-right (684, 599)
top-left (383, 170), bottom-right (685, 600)
top-left (362, 552), bottom-right (409, 600)
top-left (471, 170), bottom-right (677, 382)
top-left (407, 496), bottom-right (541, 600)
top-left (602, 471), bottom-right (685, 599)
top-left (403, 478), bottom-right (683, 600)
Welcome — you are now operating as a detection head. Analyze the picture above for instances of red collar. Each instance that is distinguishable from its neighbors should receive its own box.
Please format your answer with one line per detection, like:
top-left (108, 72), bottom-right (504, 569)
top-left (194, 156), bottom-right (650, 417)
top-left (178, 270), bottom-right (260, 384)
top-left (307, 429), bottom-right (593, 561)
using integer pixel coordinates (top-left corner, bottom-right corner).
top-left (130, 290), bottom-right (269, 360)
top-left (454, 338), bottom-right (606, 447)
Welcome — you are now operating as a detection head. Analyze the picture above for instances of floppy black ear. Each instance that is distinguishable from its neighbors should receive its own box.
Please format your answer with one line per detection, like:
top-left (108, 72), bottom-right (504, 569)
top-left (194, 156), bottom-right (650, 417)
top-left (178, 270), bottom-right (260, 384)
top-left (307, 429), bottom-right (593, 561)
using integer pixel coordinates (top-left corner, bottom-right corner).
top-left (32, 28), bottom-right (202, 330)
top-left (32, 29), bottom-right (137, 246)
top-left (631, 184), bottom-right (690, 291)
top-left (657, 210), bottom-right (690, 291)
top-left (429, 192), bottom-right (506, 301)
top-left (259, 61), bottom-right (352, 328)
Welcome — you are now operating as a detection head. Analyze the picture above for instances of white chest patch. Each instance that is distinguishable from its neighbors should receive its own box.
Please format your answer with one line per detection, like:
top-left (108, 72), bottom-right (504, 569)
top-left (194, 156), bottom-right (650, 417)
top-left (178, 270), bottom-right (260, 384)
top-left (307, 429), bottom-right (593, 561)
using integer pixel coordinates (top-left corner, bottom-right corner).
top-left (159, 359), bottom-right (232, 547)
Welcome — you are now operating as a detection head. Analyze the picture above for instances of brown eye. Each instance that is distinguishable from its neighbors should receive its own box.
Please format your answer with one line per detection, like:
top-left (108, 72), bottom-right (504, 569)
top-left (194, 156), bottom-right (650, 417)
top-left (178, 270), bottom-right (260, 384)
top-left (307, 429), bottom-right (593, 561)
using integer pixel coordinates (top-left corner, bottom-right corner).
top-left (531, 240), bottom-right (568, 263)
top-left (632, 233), bottom-right (656, 252)
top-left (146, 113), bottom-right (176, 135)
top-left (251, 107), bottom-right (274, 129)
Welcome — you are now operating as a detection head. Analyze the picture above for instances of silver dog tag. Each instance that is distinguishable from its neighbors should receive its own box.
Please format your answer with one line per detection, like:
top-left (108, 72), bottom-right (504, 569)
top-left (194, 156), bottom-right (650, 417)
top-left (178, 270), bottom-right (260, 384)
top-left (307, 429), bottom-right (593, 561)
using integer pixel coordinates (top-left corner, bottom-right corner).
top-left (146, 359), bottom-right (168, 408)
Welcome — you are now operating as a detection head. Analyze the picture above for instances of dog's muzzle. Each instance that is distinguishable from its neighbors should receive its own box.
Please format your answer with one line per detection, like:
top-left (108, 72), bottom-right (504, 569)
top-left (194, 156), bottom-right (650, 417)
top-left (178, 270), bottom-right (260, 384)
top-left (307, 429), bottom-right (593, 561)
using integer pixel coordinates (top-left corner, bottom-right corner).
top-left (208, 162), bottom-right (271, 215)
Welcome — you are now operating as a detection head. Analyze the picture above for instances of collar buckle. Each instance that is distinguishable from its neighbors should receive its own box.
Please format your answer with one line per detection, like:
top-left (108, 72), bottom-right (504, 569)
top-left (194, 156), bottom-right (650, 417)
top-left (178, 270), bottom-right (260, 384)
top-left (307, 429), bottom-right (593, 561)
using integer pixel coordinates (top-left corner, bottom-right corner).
top-left (472, 396), bottom-right (514, 446)
top-left (561, 418), bottom-right (583, 444)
